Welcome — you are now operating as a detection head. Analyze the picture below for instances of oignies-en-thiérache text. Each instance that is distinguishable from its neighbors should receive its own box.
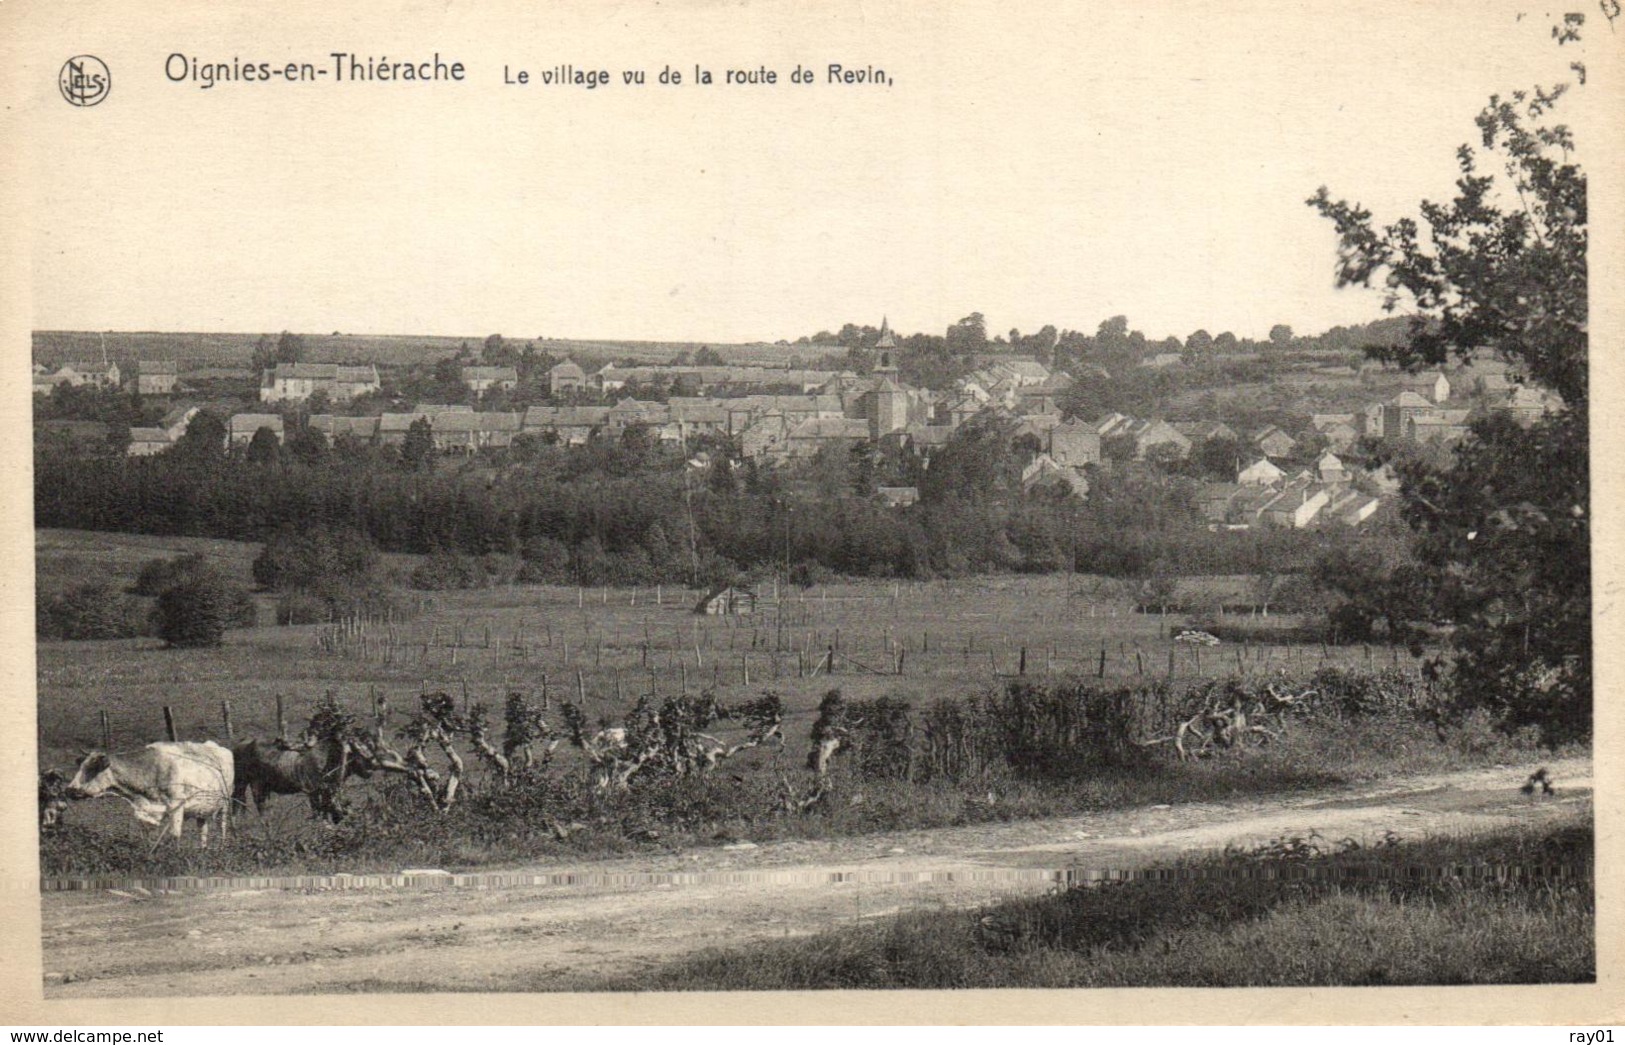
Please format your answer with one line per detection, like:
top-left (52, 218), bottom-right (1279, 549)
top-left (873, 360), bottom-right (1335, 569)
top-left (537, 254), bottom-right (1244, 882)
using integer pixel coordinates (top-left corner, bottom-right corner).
top-left (165, 53), bottom-right (466, 89)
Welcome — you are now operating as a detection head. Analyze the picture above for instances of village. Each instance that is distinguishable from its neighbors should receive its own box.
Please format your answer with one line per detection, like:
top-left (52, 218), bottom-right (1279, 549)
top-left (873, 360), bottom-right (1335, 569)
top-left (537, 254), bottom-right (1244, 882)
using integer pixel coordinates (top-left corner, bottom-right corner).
top-left (33, 318), bottom-right (1561, 535)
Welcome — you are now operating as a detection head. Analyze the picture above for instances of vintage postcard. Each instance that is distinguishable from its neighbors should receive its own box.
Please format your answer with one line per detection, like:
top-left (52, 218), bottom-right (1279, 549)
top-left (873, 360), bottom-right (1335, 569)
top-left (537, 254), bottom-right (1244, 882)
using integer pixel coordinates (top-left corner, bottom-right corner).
top-left (0, 0), bottom-right (1620, 1026)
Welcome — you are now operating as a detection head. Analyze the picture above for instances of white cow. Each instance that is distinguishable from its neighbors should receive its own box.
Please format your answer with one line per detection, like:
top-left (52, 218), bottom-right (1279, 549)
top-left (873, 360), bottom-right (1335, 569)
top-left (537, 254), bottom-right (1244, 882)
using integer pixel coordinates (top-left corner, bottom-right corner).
top-left (66, 741), bottom-right (235, 850)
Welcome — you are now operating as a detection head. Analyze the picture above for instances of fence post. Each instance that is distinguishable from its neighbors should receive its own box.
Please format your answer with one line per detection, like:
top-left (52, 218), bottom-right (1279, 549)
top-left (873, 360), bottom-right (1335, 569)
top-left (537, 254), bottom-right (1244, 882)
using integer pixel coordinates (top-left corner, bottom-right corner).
top-left (100, 708), bottom-right (112, 751)
top-left (162, 706), bottom-right (179, 742)
top-left (576, 668), bottom-right (586, 705)
top-left (1018, 646), bottom-right (1027, 676)
top-left (275, 695), bottom-right (287, 744)
top-left (1098, 647), bottom-right (1107, 679)
top-left (221, 701), bottom-right (234, 743)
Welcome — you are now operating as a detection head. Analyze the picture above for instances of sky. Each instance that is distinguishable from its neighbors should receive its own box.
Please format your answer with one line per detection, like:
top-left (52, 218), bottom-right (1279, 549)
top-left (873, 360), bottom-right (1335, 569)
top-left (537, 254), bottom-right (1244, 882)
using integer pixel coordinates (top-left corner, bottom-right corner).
top-left (13, 0), bottom-right (1593, 345)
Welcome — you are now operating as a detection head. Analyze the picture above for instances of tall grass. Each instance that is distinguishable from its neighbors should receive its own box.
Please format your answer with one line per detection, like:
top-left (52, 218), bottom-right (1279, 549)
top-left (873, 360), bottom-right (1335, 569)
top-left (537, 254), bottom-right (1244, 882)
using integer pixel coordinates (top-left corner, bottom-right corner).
top-left (603, 821), bottom-right (1593, 990)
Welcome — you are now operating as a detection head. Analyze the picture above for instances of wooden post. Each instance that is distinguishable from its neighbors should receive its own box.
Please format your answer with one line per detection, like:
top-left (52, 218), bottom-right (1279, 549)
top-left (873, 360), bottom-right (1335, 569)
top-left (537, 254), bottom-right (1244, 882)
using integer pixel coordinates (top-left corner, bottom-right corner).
top-left (100, 708), bottom-right (112, 752)
top-left (221, 701), bottom-right (234, 743)
top-left (615, 670), bottom-right (623, 702)
top-left (162, 706), bottom-right (179, 742)
top-left (680, 661), bottom-right (688, 694)
top-left (1136, 651), bottom-right (1144, 675)
top-left (1098, 647), bottom-right (1107, 679)
top-left (275, 694), bottom-right (287, 743)
top-left (1018, 647), bottom-right (1027, 675)
top-left (1167, 648), bottom-right (1175, 677)
top-left (576, 669), bottom-right (586, 705)
top-left (896, 648), bottom-right (906, 675)
top-left (826, 644), bottom-right (835, 674)
top-left (743, 655), bottom-right (750, 686)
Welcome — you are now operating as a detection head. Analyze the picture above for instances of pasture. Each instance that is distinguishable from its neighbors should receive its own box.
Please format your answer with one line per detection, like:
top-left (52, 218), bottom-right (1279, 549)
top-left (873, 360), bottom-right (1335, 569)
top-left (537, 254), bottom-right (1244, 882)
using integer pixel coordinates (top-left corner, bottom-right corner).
top-left (36, 529), bottom-right (1427, 762)
top-left (38, 526), bottom-right (1505, 879)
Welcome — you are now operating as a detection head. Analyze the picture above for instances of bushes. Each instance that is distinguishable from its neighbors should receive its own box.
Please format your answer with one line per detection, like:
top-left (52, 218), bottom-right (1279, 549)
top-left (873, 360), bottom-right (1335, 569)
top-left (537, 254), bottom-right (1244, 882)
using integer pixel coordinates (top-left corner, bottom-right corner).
top-left (253, 526), bottom-right (379, 593)
top-left (153, 566), bottom-right (256, 647)
top-left (410, 549), bottom-right (487, 590)
top-left (37, 582), bottom-right (150, 641)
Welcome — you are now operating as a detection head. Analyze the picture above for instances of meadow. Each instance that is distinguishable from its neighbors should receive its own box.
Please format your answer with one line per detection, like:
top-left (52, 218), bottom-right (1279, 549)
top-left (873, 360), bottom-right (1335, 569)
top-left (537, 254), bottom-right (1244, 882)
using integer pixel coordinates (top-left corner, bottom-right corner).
top-left (38, 527), bottom-right (1550, 880)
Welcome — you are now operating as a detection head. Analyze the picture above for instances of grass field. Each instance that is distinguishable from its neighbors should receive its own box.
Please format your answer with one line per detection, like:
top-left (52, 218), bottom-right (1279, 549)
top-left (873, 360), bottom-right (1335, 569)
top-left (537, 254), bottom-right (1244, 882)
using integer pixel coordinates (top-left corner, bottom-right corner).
top-left (35, 529), bottom-right (1430, 761)
top-left (40, 526), bottom-right (1541, 880)
top-left (604, 819), bottom-right (1594, 989)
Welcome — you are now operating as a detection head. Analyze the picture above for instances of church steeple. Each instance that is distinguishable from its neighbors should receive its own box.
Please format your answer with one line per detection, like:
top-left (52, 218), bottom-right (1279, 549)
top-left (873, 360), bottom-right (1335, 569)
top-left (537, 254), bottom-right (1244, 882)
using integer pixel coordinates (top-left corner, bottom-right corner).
top-left (873, 315), bottom-right (898, 374)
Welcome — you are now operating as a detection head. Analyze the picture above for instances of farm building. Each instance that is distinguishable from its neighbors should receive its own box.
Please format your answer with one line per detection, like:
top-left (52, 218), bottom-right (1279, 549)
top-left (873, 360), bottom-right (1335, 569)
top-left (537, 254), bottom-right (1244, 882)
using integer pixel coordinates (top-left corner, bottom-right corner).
top-left (549, 359), bottom-right (587, 396)
top-left (229, 413), bottom-right (285, 445)
top-left (695, 586), bottom-right (757, 616)
top-left (876, 485), bottom-right (920, 508)
top-left (1238, 457), bottom-right (1285, 486)
top-left (462, 366), bottom-right (519, 394)
top-left (260, 363), bottom-right (381, 403)
top-left (1252, 425), bottom-right (1297, 459)
top-left (133, 359), bottom-right (178, 395)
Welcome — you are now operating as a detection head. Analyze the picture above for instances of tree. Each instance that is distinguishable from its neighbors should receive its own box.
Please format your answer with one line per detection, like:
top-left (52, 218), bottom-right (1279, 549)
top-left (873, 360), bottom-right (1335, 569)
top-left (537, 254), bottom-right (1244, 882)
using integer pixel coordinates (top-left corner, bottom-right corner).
top-left (402, 416), bottom-right (435, 469)
top-left (244, 426), bottom-right (281, 465)
top-left (944, 313), bottom-right (988, 368)
top-left (250, 335), bottom-right (277, 376)
top-left (1268, 324), bottom-right (1295, 348)
top-left (172, 410), bottom-right (227, 463)
top-left (275, 331), bottom-right (306, 364)
top-left (1308, 49), bottom-right (1588, 742)
top-left (1185, 329), bottom-right (1214, 356)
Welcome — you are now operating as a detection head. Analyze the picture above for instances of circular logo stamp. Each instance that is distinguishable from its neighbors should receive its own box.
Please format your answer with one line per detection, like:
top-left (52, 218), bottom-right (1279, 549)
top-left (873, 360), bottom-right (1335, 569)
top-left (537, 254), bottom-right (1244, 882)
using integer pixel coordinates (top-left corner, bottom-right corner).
top-left (59, 55), bottom-right (111, 107)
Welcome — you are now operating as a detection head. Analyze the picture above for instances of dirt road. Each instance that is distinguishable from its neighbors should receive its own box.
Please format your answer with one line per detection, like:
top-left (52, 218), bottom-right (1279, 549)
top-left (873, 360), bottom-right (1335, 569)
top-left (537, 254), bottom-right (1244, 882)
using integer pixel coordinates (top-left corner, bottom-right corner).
top-left (40, 757), bottom-right (1591, 996)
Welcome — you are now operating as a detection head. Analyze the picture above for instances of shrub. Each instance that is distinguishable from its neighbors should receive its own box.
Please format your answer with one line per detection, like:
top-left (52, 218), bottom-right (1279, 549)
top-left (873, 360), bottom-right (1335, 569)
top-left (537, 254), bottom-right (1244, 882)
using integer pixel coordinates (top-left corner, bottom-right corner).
top-left (253, 526), bottom-right (380, 592)
top-left (37, 582), bottom-right (150, 640)
top-left (410, 550), bottom-right (487, 590)
top-left (152, 566), bottom-right (254, 648)
top-left (131, 553), bottom-right (209, 596)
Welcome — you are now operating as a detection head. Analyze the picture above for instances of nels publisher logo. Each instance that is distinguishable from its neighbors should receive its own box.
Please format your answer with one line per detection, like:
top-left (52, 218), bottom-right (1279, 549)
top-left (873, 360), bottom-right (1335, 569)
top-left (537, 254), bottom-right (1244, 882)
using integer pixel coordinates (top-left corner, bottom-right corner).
top-left (59, 55), bottom-right (111, 107)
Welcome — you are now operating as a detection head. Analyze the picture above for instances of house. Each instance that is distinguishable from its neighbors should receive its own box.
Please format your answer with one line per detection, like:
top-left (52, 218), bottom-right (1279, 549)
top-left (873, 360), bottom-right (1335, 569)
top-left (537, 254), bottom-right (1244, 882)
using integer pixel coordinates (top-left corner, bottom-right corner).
top-left (1399, 371), bottom-right (1451, 403)
top-left (783, 417), bottom-right (871, 458)
top-left (548, 359), bottom-right (587, 396)
top-left (1502, 386), bottom-right (1559, 426)
top-left (1198, 482), bottom-right (1245, 523)
top-left (259, 363), bottom-right (381, 403)
top-left (462, 366), bottom-right (519, 395)
top-left (58, 361), bottom-right (122, 389)
top-left (134, 360), bottom-right (178, 395)
top-left (1049, 423), bottom-right (1102, 468)
top-left (1316, 450), bottom-right (1349, 484)
top-left (126, 426), bottom-right (174, 456)
top-left (1139, 352), bottom-right (1184, 369)
top-left (1312, 415), bottom-right (1360, 451)
top-left (739, 412), bottom-right (791, 459)
top-left (1014, 373), bottom-right (1074, 416)
top-left (1259, 485), bottom-right (1330, 529)
top-left (1238, 457), bottom-right (1285, 486)
top-left (159, 406), bottom-right (199, 441)
top-left (1362, 401), bottom-right (1386, 439)
top-left (1252, 425), bottom-right (1297, 459)
top-left (1095, 412), bottom-right (1134, 437)
top-left (1173, 421), bottom-right (1238, 444)
top-left (1406, 408), bottom-right (1472, 444)
top-left (695, 585), bottom-right (756, 616)
top-left (876, 486), bottom-right (920, 508)
top-left (310, 414), bottom-right (381, 444)
top-left (426, 411), bottom-right (522, 452)
top-left (1021, 454), bottom-right (1089, 498)
top-left (1129, 419), bottom-right (1192, 459)
top-left (521, 405), bottom-right (611, 445)
top-left (229, 413), bottom-right (285, 445)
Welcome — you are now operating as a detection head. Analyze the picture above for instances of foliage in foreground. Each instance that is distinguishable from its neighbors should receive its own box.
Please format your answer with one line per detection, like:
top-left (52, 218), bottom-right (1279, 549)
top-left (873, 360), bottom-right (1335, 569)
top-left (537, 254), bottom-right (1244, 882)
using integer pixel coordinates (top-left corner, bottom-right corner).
top-left (39, 669), bottom-right (1557, 879)
top-left (609, 822), bottom-right (1593, 990)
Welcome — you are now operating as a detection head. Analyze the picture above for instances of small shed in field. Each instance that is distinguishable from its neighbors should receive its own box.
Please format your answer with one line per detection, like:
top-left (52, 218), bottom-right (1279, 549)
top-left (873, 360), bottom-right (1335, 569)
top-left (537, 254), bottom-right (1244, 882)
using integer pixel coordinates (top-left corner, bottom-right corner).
top-left (696, 585), bottom-right (757, 616)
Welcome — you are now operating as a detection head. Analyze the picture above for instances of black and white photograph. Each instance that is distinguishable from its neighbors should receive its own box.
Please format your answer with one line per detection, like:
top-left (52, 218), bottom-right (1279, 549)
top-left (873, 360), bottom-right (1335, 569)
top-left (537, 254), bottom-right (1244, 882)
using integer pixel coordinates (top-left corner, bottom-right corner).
top-left (3, 0), bottom-right (1617, 1023)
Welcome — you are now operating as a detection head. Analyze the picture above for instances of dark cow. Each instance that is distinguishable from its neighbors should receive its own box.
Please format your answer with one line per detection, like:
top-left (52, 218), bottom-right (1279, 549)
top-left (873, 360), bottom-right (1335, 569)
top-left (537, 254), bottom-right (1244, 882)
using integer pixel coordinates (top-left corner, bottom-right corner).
top-left (66, 741), bottom-right (235, 849)
top-left (231, 734), bottom-right (359, 823)
top-left (39, 770), bottom-right (69, 831)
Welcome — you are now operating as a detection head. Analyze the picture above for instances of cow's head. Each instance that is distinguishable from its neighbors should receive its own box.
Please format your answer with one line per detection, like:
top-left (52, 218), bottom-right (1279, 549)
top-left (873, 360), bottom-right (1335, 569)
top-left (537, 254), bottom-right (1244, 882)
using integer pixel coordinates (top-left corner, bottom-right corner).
top-left (38, 770), bottom-right (69, 830)
top-left (65, 751), bottom-right (114, 799)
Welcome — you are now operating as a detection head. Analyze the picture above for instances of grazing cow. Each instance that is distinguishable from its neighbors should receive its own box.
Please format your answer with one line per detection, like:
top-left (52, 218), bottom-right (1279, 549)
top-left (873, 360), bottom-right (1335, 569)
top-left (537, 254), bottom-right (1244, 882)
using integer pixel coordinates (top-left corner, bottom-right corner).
top-left (39, 770), bottom-right (69, 831)
top-left (66, 741), bottom-right (235, 850)
top-left (231, 735), bottom-right (357, 823)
